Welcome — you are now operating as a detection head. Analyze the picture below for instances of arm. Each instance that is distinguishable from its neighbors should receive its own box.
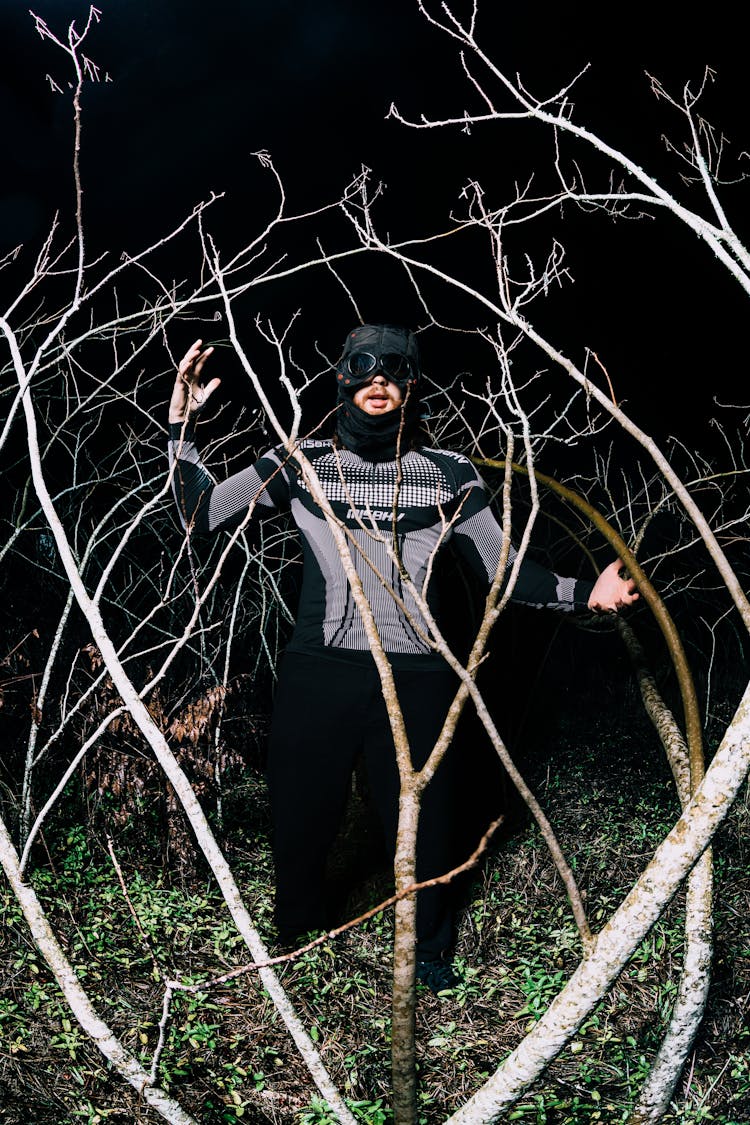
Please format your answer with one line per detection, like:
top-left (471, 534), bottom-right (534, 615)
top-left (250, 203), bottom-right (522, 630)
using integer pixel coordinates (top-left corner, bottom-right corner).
top-left (453, 504), bottom-right (594, 610)
top-left (168, 339), bottom-right (288, 532)
top-left (449, 459), bottom-right (635, 612)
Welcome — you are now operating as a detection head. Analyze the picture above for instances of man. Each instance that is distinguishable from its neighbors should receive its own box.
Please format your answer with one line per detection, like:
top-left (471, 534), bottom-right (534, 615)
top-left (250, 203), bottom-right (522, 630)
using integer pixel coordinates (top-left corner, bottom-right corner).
top-left (168, 324), bottom-right (637, 992)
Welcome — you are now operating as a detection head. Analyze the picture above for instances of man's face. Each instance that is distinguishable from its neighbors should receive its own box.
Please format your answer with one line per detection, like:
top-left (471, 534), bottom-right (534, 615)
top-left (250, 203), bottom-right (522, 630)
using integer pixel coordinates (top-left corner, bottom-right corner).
top-left (352, 373), bottom-right (404, 415)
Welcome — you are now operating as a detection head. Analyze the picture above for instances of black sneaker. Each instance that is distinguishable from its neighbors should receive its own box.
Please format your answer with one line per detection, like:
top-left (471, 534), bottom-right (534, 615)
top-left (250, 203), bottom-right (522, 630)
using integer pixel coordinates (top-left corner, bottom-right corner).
top-left (416, 956), bottom-right (461, 995)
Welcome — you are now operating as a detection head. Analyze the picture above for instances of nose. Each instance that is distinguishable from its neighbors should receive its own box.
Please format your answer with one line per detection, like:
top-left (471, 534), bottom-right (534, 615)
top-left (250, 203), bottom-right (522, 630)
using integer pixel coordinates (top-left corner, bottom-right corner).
top-left (370, 372), bottom-right (387, 385)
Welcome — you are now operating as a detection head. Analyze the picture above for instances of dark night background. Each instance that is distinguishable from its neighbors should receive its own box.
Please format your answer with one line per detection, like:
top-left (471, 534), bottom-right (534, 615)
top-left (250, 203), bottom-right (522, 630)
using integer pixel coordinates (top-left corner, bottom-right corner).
top-left (2, 1), bottom-right (748, 726)
top-left (1, 1), bottom-right (748, 736)
top-left (2, 0), bottom-right (749, 442)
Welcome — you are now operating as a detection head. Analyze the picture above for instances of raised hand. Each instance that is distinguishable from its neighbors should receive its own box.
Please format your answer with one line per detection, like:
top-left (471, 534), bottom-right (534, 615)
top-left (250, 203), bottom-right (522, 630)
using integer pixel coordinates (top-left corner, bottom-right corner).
top-left (168, 339), bottom-right (221, 424)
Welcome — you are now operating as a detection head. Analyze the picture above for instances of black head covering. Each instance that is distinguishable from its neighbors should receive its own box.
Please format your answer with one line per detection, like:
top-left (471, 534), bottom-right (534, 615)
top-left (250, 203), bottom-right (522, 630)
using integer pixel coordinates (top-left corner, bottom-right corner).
top-left (335, 324), bottom-right (421, 461)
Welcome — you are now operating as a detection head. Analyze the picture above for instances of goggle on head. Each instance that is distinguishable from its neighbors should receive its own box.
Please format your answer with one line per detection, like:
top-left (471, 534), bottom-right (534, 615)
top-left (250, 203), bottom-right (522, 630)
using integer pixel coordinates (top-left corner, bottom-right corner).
top-left (336, 349), bottom-right (419, 391)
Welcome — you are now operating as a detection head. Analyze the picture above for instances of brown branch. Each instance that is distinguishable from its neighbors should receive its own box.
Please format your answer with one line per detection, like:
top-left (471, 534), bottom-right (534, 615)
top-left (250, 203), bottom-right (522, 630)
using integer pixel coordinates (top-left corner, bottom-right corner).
top-left (106, 835), bottom-right (163, 983)
top-left (473, 457), bottom-right (704, 789)
top-left (590, 350), bottom-right (618, 407)
top-left (167, 815), bottom-right (504, 995)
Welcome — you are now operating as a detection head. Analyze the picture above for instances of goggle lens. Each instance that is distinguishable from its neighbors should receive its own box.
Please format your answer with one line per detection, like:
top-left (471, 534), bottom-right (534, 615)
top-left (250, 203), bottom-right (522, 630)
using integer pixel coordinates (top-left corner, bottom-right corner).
top-left (346, 351), bottom-right (412, 382)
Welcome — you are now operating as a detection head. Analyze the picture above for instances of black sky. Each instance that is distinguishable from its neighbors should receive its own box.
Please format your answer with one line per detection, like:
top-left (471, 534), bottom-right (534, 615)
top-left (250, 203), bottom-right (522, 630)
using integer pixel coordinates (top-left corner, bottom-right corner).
top-left (2, 1), bottom-right (749, 441)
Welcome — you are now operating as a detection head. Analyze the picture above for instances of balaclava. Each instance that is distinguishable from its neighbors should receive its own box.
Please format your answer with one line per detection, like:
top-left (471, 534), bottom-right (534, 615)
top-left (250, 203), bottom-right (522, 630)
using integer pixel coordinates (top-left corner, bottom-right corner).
top-left (335, 324), bottom-right (421, 461)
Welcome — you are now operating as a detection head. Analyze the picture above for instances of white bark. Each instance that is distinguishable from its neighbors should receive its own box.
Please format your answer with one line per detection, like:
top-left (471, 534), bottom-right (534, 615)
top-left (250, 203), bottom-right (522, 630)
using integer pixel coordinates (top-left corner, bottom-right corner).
top-left (21, 589), bottom-right (75, 842)
top-left (619, 620), bottom-right (713, 1124)
top-left (628, 852), bottom-right (713, 1125)
top-left (0, 813), bottom-right (198, 1125)
top-left (386, 11), bottom-right (750, 638)
top-left (446, 679), bottom-right (750, 1123)
top-left (7, 327), bottom-right (356, 1125)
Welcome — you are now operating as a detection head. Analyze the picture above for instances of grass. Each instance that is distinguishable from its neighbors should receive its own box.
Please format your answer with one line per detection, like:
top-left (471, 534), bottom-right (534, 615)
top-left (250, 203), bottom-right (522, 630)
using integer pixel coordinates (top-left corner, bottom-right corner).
top-left (1, 706), bottom-right (749, 1124)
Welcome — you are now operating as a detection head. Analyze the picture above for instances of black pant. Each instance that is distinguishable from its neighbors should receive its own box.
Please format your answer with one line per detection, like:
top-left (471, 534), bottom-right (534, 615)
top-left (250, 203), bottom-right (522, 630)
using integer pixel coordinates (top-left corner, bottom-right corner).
top-left (266, 651), bottom-right (460, 958)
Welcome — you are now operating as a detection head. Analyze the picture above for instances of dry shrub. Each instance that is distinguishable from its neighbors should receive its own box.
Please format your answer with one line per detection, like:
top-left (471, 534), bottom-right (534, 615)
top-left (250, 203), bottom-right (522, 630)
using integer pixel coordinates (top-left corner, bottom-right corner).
top-left (76, 645), bottom-right (248, 876)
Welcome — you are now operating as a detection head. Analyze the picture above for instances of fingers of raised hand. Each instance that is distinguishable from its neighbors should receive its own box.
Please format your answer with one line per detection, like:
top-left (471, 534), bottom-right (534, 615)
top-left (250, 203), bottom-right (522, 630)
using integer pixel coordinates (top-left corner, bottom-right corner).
top-left (178, 339), bottom-right (214, 381)
top-left (170, 341), bottom-right (220, 422)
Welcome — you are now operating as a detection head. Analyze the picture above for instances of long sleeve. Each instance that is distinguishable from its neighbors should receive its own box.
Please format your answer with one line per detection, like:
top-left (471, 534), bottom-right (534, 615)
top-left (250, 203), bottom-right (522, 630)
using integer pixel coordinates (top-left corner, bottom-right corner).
top-left (168, 420), bottom-right (290, 533)
top-left (448, 458), bottom-right (593, 612)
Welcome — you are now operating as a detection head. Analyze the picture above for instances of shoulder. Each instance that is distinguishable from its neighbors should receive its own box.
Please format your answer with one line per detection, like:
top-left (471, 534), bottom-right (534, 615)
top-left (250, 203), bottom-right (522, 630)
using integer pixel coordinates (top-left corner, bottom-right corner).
top-left (418, 444), bottom-right (473, 466)
top-left (295, 438), bottom-right (335, 459)
top-left (257, 438), bottom-right (332, 466)
top-left (416, 446), bottom-right (483, 487)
